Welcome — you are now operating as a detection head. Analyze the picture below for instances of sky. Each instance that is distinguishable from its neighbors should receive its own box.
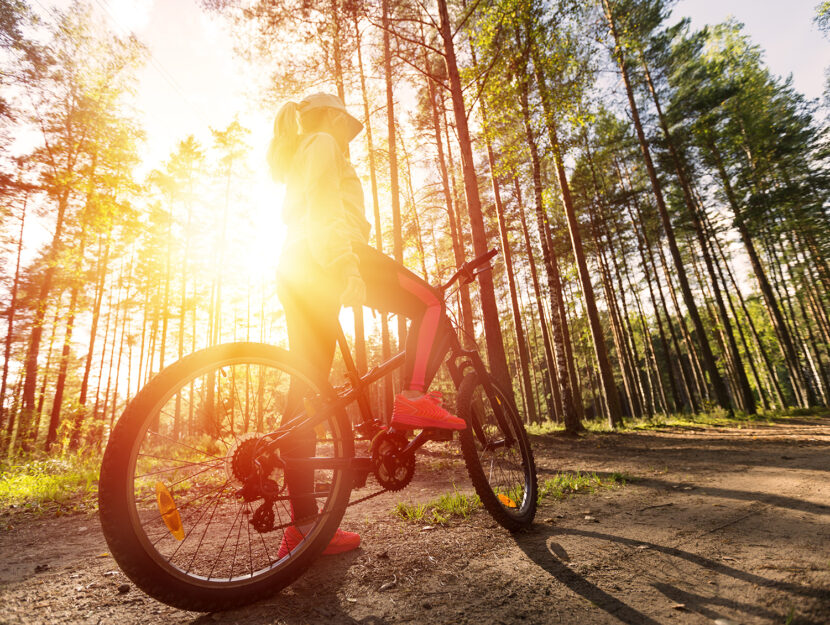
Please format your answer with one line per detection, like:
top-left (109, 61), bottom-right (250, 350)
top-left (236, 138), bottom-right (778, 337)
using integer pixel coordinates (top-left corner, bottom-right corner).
top-left (22, 0), bottom-right (830, 283)
top-left (674, 0), bottom-right (829, 104)
top-left (30, 0), bottom-right (829, 171)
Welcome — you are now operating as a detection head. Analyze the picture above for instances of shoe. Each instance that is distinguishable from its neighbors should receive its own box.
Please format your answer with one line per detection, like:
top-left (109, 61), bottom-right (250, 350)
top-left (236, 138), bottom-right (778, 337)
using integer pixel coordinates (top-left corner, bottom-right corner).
top-left (278, 525), bottom-right (361, 559)
top-left (390, 392), bottom-right (466, 430)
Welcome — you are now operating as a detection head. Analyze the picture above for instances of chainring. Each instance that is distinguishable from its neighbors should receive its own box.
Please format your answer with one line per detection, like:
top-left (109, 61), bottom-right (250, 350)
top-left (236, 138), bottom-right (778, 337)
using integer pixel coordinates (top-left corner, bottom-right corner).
top-left (371, 431), bottom-right (415, 491)
top-left (226, 433), bottom-right (281, 485)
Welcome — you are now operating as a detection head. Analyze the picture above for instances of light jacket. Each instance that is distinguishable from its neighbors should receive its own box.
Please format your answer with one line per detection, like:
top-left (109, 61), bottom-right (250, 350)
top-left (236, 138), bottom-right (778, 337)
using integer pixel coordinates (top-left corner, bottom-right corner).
top-left (278, 132), bottom-right (371, 283)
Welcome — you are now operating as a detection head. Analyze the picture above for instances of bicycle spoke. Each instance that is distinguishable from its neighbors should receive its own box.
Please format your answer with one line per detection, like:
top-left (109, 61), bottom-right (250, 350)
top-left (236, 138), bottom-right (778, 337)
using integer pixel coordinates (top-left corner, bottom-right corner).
top-left (135, 456), bottom-right (224, 479)
top-left (146, 429), bottom-right (225, 462)
top-left (101, 344), bottom-right (354, 608)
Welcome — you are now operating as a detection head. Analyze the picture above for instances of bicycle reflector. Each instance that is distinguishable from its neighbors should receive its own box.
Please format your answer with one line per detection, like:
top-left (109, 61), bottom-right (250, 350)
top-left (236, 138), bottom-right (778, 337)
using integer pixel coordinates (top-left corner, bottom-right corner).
top-left (497, 493), bottom-right (517, 508)
top-left (155, 481), bottom-right (185, 541)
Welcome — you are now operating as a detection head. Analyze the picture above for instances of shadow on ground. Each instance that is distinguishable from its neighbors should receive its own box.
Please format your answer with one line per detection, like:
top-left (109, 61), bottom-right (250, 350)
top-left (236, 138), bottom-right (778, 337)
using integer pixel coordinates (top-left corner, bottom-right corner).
top-left (188, 550), bottom-right (388, 625)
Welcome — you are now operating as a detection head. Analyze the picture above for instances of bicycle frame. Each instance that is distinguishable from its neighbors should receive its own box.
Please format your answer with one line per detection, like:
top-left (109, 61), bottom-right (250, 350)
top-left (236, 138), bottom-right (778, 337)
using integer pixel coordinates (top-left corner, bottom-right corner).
top-left (255, 247), bottom-right (501, 472)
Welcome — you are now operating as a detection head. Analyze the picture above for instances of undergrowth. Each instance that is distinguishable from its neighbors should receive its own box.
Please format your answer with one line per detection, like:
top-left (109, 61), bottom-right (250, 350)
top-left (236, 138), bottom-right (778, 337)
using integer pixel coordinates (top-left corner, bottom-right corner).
top-left (537, 471), bottom-right (627, 502)
top-left (0, 454), bottom-right (100, 514)
top-left (394, 487), bottom-right (481, 525)
top-left (526, 407), bottom-right (828, 435)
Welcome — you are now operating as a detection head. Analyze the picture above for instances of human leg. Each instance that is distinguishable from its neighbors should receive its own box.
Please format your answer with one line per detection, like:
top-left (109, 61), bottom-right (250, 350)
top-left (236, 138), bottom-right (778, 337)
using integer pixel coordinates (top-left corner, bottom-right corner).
top-left (277, 276), bottom-right (341, 522)
top-left (354, 243), bottom-right (464, 429)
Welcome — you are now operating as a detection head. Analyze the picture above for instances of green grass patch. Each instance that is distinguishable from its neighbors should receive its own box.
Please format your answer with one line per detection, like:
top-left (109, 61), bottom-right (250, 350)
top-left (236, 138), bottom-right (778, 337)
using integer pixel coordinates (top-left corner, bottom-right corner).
top-left (0, 455), bottom-right (100, 514)
top-left (527, 407), bottom-right (828, 435)
top-left (538, 471), bottom-right (627, 503)
top-left (394, 487), bottom-right (481, 525)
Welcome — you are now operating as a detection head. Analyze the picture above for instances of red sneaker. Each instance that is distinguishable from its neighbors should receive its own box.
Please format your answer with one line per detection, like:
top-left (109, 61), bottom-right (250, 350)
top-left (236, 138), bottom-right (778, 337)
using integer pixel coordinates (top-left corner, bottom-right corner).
top-left (277, 525), bottom-right (361, 559)
top-left (390, 392), bottom-right (466, 430)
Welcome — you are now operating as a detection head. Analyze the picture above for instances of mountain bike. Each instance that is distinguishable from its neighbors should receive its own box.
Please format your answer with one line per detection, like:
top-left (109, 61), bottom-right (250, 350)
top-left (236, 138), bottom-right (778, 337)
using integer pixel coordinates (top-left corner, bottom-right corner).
top-left (98, 248), bottom-right (537, 612)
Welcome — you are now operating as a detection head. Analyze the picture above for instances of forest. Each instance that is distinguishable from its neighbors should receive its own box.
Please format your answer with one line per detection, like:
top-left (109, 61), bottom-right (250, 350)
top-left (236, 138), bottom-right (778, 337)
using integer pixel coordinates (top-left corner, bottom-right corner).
top-left (1, 0), bottom-right (829, 459)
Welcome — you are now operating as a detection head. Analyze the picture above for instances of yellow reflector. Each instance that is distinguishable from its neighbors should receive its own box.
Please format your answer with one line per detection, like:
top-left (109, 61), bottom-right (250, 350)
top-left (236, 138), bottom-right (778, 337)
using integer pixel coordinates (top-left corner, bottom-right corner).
top-left (156, 481), bottom-right (185, 541)
top-left (497, 493), bottom-right (517, 508)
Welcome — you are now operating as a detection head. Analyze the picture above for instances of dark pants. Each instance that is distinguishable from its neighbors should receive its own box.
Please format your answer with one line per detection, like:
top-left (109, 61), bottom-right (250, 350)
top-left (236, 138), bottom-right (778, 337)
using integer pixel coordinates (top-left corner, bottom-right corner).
top-left (277, 241), bottom-right (454, 520)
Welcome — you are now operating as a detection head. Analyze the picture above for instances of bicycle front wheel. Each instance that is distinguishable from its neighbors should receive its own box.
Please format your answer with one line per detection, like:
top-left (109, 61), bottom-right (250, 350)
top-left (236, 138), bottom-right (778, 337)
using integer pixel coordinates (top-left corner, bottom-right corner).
top-left (457, 372), bottom-right (537, 531)
top-left (98, 342), bottom-right (354, 611)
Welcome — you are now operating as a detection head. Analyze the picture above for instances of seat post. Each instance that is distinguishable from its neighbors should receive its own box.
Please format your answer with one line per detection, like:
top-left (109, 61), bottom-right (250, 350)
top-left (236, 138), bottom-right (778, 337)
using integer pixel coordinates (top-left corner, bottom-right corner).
top-left (334, 321), bottom-right (378, 424)
top-left (335, 322), bottom-right (360, 383)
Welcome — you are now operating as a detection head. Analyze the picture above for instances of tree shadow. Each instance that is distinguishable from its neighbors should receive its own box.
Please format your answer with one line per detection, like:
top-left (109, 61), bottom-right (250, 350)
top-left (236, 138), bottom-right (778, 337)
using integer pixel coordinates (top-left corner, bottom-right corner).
top-left (514, 531), bottom-right (663, 625)
top-left (516, 528), bottom-right (830, 624)
top-left (533, 468), bottom-right (829, 516)
top-left (188, 549), bottom-right (389, 625)
top-left (650, 582), bottom-right (781, 621)
top-left (531, 422), bottom-right (830, 474)
top-left (630, 476), bottom-right (829, 516)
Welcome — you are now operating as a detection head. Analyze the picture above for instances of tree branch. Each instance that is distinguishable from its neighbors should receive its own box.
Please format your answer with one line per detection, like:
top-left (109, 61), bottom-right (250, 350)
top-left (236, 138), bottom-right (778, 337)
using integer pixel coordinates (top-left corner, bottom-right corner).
top-left (391, 50), bottom-right (450, 93)
top-left (453, 0), bottom-right (488, 38)
top-left (365, 15), bottom-right (446, 58)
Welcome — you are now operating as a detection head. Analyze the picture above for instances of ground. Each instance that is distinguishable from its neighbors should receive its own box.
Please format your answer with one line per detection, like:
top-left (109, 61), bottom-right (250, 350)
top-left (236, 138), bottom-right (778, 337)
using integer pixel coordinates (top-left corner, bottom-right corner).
top-left (1, 416), bottom-right (828, 625)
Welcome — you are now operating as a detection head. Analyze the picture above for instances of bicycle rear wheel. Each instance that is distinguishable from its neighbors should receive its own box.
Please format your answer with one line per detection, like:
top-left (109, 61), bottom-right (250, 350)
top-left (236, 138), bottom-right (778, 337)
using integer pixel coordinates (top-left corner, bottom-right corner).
top-left (457, 372), bottom-right (537, 531)
top-left (98, 342), bottom-right (354, 611)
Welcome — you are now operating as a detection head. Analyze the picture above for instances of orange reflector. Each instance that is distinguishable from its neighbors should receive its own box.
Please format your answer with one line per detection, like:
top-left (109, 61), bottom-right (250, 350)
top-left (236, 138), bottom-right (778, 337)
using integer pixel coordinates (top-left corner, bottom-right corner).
top-left (497, 493), bottom-right (517, 508)
top-left (156, 481), bottom-right (185, 541)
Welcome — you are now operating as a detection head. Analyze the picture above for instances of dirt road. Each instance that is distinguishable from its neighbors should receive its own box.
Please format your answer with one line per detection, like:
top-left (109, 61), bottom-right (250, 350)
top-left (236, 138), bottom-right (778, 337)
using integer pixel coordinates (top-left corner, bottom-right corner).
top-left (2, 417), bottom-right (828, 624)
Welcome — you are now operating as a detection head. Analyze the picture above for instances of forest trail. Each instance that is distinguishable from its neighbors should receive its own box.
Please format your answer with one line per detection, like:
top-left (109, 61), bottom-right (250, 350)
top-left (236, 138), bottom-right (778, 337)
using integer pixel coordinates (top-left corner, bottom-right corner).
top-left (1, 417), bottom-right (828, 625)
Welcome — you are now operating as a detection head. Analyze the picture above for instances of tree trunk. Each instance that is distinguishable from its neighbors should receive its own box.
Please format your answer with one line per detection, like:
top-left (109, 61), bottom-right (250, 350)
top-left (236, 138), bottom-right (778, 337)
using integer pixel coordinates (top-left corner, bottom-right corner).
top-left (382, 0), bottom-right (407, 350)
top-left (534, 60), bottom-right (623, 427)
top-left (639, 52), bottom-right (755, 414)
top-left (426, 60), bottom-right (475, 347)
top-left (46, 227), bottom-right (88, 449)
top-left (706, 136), bottom-right (811, 407)
top-left (356, 13), bottom-right (393, 413)
top-left (436, 0), bottom-right (512, 392)
top-left (469, 39), bottom-right (537, 423)
top-left (516, 82), bottom-right (580, 432)
top-left (20, 188), bottom-right (72, 446)
top-left (515, 178), bottom-right (561, 422)
top-left (0, 194), bottom-right (26, 445)
top-left (602, 0), bottom-right (731, 412)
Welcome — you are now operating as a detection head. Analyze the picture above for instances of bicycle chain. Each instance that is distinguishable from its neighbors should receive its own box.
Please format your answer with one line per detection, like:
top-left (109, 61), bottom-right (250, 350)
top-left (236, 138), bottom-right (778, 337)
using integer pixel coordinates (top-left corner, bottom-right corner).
top-left (346, 487), bottom-right (390, 507)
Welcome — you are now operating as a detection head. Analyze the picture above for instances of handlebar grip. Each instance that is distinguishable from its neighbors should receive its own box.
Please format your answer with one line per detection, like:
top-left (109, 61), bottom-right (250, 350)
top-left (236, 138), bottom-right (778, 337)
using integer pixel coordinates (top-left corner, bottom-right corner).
top-left (468, 248), bottom-right (499, 271)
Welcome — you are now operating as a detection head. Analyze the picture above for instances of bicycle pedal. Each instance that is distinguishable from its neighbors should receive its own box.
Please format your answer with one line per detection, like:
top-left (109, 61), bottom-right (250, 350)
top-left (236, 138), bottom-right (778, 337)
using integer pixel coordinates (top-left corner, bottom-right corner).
top-left (424, 428), bottom-right (454, 442)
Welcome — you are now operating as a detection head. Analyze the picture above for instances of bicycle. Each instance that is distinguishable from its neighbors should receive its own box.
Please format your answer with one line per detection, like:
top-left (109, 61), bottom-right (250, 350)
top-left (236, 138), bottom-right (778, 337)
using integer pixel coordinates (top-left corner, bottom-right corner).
top-left (98, 248), bottom-right (538, 612)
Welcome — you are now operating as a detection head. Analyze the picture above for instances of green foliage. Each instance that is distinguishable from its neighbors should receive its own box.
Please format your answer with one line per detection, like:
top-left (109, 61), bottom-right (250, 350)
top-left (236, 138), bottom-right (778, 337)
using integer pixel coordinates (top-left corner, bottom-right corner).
top-left (816, 1), bottom-right (830, 35)
top-left (0, 454), bottom-right (100, 513)
top-left (528, 408), bottom-right (828, 436)
top-left (537, 471), bottom-right (627, 502)
top-left (394, 488), bottom-right (482, 525)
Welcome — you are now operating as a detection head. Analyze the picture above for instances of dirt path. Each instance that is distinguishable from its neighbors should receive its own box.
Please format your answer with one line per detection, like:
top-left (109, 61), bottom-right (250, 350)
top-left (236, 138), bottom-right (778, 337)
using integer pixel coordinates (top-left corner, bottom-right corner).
top-left (2, 417), bottom-right (828, 625)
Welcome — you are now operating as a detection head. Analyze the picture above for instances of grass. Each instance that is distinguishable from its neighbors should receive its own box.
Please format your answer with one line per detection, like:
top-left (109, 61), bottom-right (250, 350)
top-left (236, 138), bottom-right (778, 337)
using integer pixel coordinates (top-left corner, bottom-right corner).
top-left (526, 407), bottom-right (828, 435)
top-left (394, 487), bottom-right (482, 525)
top-left (394, 472), bottom-right (629, 524)
top-left (0, 454), bottom-right (100, 514)
top-left (537, 471), bottom-right (627, 503)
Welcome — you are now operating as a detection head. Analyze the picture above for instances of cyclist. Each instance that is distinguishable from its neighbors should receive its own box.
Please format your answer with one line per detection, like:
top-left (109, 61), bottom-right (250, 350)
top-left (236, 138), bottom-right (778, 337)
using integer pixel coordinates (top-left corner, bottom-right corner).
top-left (267, 93), bottom-right (465, 557)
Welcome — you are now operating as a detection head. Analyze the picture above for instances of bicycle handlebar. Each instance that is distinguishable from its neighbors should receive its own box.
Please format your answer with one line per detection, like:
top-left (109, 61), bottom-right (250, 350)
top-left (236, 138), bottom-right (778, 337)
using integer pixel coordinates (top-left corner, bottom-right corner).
top-left (441, 248), bottom-right (499, 293)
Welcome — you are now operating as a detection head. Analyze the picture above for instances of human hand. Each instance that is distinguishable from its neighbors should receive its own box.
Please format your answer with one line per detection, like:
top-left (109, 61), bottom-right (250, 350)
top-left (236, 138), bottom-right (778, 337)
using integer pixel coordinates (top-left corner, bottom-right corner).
top-left (340, 275), bottom-right (366, 308)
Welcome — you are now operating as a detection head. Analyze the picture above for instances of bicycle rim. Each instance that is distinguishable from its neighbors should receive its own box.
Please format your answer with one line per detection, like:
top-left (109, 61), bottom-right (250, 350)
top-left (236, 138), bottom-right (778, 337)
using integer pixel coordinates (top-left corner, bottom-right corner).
top-left (99, 343), bottom-right (353, 609)
top-left (458, 372), bottom-right (537, 530)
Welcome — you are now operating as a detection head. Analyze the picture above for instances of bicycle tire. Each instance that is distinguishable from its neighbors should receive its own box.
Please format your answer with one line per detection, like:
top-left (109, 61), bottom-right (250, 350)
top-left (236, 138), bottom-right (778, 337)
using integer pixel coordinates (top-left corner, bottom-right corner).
top-left (457, 372), bottom-right (537, 531)
top-left (98, 342), bottom-right (354, 611)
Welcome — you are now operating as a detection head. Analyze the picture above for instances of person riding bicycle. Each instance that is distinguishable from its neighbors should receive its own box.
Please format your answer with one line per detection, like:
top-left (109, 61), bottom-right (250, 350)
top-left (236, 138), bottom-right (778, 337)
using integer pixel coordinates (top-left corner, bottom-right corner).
top-left (267, 92), bottom-right (466, 557)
